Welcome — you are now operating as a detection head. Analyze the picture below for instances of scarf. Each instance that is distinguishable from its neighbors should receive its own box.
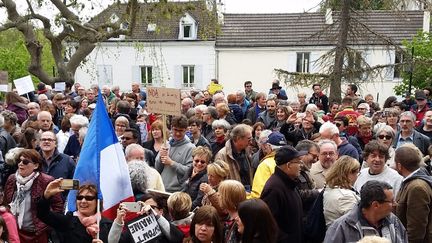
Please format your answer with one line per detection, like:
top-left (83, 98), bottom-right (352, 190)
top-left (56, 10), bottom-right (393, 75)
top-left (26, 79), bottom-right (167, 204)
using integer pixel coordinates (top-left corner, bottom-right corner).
top-left (11, 171), bottom-right (39, 229)
top-left (74, 211), bottom-right (100, 238)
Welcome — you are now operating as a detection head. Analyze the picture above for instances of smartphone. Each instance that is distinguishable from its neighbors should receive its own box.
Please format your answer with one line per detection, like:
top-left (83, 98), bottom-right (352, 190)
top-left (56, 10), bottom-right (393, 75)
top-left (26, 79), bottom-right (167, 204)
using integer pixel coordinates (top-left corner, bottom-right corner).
top-left (122, 202), bottom-right (142, 212)
top-left (60, 179), bottom-right (79, 190)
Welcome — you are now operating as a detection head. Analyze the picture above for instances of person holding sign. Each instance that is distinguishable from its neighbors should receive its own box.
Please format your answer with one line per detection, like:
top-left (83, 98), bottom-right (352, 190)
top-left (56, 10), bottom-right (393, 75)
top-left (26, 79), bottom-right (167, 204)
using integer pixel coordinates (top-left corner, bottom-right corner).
top-left (37, 180), bottom-right (112, 243)
top-left (108, 199), bottom-right (184, 243)
top-left (155, 116), bottom-right (195, 193)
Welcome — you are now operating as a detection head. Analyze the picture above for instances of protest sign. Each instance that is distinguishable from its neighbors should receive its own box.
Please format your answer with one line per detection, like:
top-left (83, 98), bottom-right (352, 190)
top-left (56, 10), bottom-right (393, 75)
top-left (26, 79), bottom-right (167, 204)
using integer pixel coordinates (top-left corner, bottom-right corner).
top-left (127, 213), bottom-right (161, 243)
top-left (13, 75), bottom-right (34, 95)
top-left (54, 82), bottom-right (66, 91)
top-left (146, 87), bottom-right (181, 116)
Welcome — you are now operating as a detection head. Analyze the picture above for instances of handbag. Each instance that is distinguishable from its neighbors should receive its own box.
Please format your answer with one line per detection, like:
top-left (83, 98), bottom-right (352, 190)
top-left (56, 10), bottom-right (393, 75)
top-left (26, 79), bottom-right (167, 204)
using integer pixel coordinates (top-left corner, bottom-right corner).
top-left (304, 188), bottom-right (326, 243)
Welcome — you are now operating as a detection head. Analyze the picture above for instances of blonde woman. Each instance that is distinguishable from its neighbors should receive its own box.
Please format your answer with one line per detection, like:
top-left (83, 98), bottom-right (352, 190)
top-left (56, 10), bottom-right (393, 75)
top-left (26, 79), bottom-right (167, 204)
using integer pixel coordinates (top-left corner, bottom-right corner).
top-left (200, 160), bottom-right (230, 217)
top-left (219, 180), bottom-right (246, 243)
top-left (323, 155), bottom-right (360, 227)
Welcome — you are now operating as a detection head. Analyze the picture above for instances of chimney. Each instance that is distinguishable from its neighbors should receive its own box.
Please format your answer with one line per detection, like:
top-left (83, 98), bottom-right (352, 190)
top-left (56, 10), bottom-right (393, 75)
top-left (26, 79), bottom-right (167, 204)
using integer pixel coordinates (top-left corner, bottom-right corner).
top-left (423, 11), bottom-right (430, 33)
top-left (325, 8), bottom-right (333, 25)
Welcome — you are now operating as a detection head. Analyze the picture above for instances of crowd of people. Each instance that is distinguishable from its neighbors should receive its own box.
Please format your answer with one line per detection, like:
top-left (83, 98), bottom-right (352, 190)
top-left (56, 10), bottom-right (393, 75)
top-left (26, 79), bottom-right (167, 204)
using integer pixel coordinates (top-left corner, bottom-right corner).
top-left (0, 79), bottom-right (430, 243)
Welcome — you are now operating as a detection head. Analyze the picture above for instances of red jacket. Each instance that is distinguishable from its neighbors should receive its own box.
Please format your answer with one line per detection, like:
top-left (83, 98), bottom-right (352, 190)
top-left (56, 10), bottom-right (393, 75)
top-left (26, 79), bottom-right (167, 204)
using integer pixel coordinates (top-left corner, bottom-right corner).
top-left (4, 173), bottom-right (64, 235)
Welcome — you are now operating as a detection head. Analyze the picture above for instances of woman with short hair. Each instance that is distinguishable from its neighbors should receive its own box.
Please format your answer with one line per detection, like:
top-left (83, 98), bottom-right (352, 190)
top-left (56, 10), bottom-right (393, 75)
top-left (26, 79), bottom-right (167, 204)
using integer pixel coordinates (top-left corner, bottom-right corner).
top-left (200, 160), bottom-right (230, 217)
top-left (210, 119), bottom-right (231, 156)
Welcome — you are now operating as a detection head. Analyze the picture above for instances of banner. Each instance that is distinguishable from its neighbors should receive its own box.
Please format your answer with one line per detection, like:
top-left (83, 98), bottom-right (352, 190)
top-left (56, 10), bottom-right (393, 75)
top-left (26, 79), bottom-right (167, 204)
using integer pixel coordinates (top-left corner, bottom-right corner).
top-left (146, 87), bottom-right (181, 116)
top-left (127, 213), bottom-right (162, 243)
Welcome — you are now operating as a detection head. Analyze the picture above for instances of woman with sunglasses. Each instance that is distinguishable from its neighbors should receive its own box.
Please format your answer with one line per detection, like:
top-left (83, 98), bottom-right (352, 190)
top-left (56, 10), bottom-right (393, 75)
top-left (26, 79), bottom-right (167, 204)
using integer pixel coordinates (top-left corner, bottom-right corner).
top-left (37, 181), bottom-right (112, 243)
top-left (4, 149), bottom-right (64, 242)
top-left (182, 146), bottom-right (212, 209)
top-left (373, 125), bottom-right (396, 169)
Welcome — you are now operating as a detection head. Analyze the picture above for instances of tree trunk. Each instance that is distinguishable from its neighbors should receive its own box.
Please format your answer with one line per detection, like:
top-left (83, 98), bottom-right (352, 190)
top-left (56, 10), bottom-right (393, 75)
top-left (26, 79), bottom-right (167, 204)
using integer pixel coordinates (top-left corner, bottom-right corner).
top-left (329, 0), bottom-right (351, 103)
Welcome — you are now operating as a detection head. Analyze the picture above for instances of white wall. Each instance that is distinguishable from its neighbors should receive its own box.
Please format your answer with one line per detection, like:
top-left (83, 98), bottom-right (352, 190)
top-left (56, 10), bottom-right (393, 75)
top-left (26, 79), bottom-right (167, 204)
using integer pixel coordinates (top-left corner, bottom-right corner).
top-left (75, 41), bottom-right (216, 92)
top-left (217, 46), bottom-right (403, 104)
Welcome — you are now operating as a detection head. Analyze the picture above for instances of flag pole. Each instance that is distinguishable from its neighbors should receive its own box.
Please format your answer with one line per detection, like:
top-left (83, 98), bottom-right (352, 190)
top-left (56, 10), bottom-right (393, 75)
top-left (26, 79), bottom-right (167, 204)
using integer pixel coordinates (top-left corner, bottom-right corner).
top-left (96, 198), bottom-right (101, 240)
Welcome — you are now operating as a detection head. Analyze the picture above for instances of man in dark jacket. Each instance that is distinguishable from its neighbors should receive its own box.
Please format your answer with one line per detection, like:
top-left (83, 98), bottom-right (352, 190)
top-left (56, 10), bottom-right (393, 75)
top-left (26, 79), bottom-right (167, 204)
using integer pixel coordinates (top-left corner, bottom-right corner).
top-left (395, 146), bottom-right (432, 243)
top-left (394, 111), bottom-right (430, 156)
top-left (309, 83), bottom-right (329, 114)
top-left (260, 145), bottom-right (307, 243)
top-left (246, 92), bottom-right (267, 124)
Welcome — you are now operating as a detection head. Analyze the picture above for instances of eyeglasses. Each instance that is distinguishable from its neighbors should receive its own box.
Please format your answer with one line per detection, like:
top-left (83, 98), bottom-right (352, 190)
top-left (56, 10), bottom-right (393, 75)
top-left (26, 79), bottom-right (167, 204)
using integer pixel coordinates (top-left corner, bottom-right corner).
top-left (194, 159), bottom-right (207, 164)
top-left (378, 135), bottom-right (392, 140)
top-left (19, 158), bottom-right (34, 165)
top-left (121, 137), bottom-right (133, 140)
top-left (76, 195), bottom-right (97, 201)
top-left (308, 153), bottom-right (319, 161)
top-left (335, 122), bottom-right (342, 127)
top-left (41, 138), bottom-right (55, 142)
top-left (320, 152), bottom-right (336, 157)
top-left (245, 85), bottom-right (252, 88)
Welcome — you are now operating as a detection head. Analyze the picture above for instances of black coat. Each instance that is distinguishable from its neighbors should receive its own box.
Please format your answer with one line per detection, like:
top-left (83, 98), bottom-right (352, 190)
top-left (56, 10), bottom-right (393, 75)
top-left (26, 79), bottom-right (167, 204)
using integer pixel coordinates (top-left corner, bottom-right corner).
top-left (37, 197), bottom-right (111, 243)
top-left (260, 166), bottom-right (303, 243)
top-left (182, 167), bottom-right (208, 209)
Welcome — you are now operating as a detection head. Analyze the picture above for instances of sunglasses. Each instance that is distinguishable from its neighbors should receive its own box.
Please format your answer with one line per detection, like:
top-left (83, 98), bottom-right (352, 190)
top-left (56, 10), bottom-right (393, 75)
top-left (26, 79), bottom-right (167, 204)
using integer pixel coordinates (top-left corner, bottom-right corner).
top-left (76, 195), bottom-right (97, 201)
top-left (194, 159), bottom-right (207, 164)
top-left (378, 135), bottom-right (392, 140)
top-left (150, 205), bottom-right (160, 210)
top-left (335, 123), bottom-right (342, 127)
top-left (19, 158), bottom-right (33, 165)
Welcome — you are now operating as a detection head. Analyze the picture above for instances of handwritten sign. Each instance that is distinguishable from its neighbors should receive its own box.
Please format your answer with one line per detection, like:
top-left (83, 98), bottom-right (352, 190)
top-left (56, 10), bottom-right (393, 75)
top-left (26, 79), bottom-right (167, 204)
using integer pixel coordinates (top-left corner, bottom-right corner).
top-left (127, 213), bottom-right (161, 243)
top-left (13, 75), bottom-right (34, 95)
top-left (146, 87), bottom-right (181, 116)
top-left (0, 71), bottom-right (8, 84)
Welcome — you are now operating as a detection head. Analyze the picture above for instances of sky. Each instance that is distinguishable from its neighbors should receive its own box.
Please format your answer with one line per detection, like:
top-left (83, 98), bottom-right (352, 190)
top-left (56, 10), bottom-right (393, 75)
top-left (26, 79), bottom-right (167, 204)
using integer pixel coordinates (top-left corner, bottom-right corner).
top-left (0, 0), bottom-right (323, 24)
top-left (224, 0), bottom-right (322, 13)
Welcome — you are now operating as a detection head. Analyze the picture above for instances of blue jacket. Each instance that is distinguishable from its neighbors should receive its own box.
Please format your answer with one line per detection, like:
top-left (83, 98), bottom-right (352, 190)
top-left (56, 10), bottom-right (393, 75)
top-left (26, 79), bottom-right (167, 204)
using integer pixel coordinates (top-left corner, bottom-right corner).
top-left (40, 149), bottom-right (75, 180)
top-left (338, 138), bottom-right (359, 161)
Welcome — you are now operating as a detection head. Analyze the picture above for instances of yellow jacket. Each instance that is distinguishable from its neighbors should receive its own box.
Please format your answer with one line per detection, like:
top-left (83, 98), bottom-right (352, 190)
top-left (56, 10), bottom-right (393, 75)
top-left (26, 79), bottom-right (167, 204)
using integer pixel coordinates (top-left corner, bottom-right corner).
top-left (250, 153), bottom-right (276, 199)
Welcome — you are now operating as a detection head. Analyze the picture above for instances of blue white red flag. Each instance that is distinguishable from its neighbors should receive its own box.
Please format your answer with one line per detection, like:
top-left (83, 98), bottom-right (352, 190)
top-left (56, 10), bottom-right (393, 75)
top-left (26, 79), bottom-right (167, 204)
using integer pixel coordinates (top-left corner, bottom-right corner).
top-left (66, 91), bottom-right (134, 220)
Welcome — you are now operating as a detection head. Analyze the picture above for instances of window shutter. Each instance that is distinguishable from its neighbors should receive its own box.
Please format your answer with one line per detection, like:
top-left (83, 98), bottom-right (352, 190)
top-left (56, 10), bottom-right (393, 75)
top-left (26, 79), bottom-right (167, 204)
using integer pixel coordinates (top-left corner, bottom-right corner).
top-left (195, 65), bottom-right (202, 89)
top-left (174, 65), bottom-right (182, 88)
top-left (132, 66), bottom-right (141, 85)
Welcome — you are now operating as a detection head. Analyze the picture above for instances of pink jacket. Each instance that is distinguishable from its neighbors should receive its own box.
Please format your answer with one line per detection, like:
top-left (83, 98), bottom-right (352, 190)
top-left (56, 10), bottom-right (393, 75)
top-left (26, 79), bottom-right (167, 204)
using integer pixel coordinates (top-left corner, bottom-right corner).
top-left (0, 206), bottom-right (19, 243)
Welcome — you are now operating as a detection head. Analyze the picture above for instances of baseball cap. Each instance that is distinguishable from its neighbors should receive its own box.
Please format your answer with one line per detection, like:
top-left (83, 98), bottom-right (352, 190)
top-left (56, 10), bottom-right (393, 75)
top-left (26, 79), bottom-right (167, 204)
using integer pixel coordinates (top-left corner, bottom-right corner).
top-left (415, 90), bottom-right (427, 100)
top-left (267, 131), bottom-right (287, 147)
top-left (275, 145), bottom-right (308, 166)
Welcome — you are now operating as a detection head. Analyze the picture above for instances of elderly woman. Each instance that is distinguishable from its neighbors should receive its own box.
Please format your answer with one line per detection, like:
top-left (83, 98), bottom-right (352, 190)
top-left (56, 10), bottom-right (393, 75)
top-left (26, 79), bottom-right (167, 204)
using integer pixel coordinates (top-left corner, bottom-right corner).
top-left (38, 182), bottom-right (112, 243)
top-left (200, 160), bottom-right (230, 217)
top-left (182, 146), bottom-right (212, 209)
top-left (4, 149), bottom-right (63, 242)
top-left (114, 116), bottom-right (129, 138)
top-left (372, 125), bottom-right (396, 169)
top-left (323, 156), bottom-right (360, 227)
top-left (210, 119), bottom-right (231, 156)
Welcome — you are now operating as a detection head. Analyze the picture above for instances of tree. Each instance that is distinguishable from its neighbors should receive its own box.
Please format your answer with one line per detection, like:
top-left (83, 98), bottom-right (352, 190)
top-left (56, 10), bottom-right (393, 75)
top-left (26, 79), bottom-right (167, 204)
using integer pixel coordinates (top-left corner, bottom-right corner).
top-left (0, 29), bottom-right (55, 82)
top-left (394, 32), bottom-right (432, 95)
top-left (275, 0), bottom-right (416, 103)
top-left (0, 0), bottom-right (140, 85)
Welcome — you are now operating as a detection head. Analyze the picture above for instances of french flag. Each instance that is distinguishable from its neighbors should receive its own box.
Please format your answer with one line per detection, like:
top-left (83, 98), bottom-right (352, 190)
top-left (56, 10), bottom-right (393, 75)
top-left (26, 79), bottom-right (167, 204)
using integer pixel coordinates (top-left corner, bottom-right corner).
top-left (66, 90), bottom-right (134, 220)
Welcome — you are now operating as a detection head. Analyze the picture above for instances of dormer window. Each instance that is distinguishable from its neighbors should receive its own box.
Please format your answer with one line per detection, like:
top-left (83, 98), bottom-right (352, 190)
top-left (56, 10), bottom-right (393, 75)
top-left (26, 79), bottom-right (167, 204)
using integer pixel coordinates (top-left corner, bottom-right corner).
top-left (179, 13), bottom-right (197, 40)
top-left (110, 13), bottom-right (119, 24)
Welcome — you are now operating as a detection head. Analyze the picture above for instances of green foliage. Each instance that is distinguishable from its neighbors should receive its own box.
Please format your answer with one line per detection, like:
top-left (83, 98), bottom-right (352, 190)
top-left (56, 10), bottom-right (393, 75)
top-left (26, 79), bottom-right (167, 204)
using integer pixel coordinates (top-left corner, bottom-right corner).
top-left (0, 29), bottom-right (55, 84)
top-left (321, 0), bottom-right (394, 10)
top-left (394, 32), bottom-right (432, 95)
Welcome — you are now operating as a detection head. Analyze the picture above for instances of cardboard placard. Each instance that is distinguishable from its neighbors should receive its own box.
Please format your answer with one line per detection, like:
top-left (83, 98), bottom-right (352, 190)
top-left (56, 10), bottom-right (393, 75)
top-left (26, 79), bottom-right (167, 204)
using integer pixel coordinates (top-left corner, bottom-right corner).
top-left (0, 85), bottom-right (8, 92)
top-left (127, 213), bottom-right (162, 243)
top-left (13, 75), bottom-right (34, 95)
top-left (146, 87), bottom-right (181, 116)
top-left (0, 71), bottom-right (8, 84)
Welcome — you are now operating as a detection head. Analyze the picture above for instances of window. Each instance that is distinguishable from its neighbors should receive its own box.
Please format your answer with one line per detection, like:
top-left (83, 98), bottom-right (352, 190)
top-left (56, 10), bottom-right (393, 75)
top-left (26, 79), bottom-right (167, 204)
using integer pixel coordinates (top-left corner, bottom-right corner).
top-left (394, 51), bottom-right (406, 79)
top-left (296, 52), bottom-right (310, 73)
top-left (183, 66), bottom-right (194, 87)
top-left (140, 66), bottom-right (153, 86)
top-left (183, 25), bottom-right (192, 38)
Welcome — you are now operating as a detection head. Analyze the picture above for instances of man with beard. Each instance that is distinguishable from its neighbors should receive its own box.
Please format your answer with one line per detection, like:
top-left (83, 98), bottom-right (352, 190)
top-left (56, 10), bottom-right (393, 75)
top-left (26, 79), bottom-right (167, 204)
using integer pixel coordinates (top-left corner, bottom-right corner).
top-left (246, 92), bottom-right (267, 124)
top-left (257, 99), bottom-right (277, 129)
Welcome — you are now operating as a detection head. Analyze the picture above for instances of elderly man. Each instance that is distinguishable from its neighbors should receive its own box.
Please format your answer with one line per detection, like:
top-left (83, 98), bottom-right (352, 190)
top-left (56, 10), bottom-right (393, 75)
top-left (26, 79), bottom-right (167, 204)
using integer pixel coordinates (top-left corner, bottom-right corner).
top-left (201, 106), bottom-right (218, 143)
top-left (212, 92), bottom-right (225, 106)
top-left (251, 131), bottom-right (287, 198)
top-left (215, 124), bottom-right (253, 188)
top-left (310, 139), bottom-right (338, 189)
top-left (102, 85), bottom-right (116, 104)
top-left (236, 90), bottom-right (250, 119)
top-left (354, 140), bottom-right (402, 196)
top-left (181, 97), bottom-right (194, 115)
top-left (37, 111), bottom-right (58, 133)
top-left (394, 111), bottom-right (430, 155)
top-left (37, 93), bottom-right (49, 105)
top-left (324, 180), bottom-right (407, 243)
top-left (39, 131), bottom-right (75, 180)
top-left (73, 85), bottom-right (86, 102)
top-left (319, 121), bottom-right (359, 160)
top-left (261, 145), bottom-right (307, 243)
top-left (63, 114), bottom-right (89, 159)
top-left (395, 146), bottom-right (432, 243)
top-left (132, 82), bottom-right (146, 101)
top-left (155, 115), bottom-right (195, 192)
